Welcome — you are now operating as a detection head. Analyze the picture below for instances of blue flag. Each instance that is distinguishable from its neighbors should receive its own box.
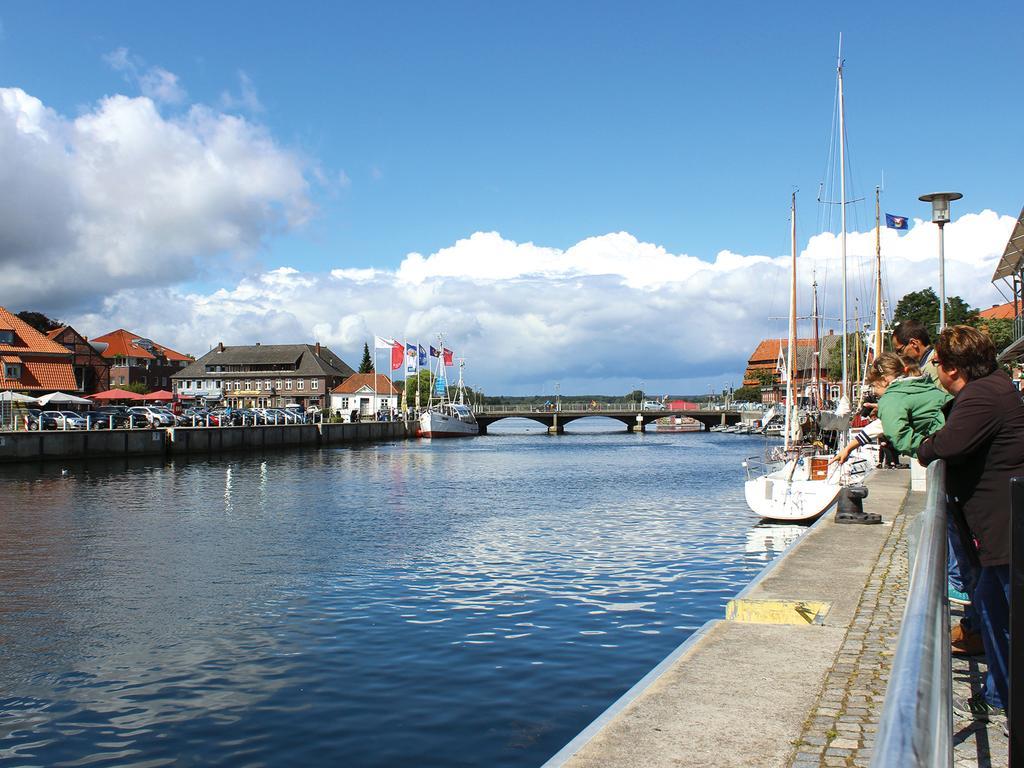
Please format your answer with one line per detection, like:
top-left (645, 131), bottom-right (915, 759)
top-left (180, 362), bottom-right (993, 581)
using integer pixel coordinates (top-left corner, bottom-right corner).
top-left (418, 345), bottom-right (427, 366)
top-left (885, 213), bottom-right (908, 230)
top-left (434, 377), bottom-right (445, 395)
top-left (429, 346), bottom-right (440, 358)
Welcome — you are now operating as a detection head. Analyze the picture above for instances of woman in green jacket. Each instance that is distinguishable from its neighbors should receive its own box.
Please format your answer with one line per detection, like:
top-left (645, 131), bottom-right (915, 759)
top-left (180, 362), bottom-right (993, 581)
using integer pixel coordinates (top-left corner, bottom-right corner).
top-left (834, 353), bottom-right (951, 463)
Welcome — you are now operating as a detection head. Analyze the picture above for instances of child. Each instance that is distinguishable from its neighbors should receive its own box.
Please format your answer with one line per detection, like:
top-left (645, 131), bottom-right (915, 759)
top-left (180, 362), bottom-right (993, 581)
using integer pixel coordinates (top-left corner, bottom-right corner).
top-left (834, 352), bottom-right (951, 465)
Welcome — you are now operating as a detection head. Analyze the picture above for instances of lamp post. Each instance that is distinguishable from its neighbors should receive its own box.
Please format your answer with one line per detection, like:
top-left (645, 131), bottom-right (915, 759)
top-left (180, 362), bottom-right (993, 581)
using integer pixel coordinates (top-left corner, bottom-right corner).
top-left (918, 191), bottom-right (962, 331)
top-left (555, 382), bottom-right (560, 411)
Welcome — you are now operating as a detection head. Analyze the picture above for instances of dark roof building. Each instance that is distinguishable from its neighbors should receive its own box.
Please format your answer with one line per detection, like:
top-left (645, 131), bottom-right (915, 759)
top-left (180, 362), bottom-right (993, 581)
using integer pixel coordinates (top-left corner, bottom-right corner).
top-left (172, 341), bottom-right (354, 409)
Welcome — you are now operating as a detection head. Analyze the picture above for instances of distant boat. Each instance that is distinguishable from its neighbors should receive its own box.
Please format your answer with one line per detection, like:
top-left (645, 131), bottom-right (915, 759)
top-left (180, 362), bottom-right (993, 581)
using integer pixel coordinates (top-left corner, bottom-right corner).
top-left (655, 415), bottom-right (702, 432)
top-left (418, 352), bottom-right (478, 438)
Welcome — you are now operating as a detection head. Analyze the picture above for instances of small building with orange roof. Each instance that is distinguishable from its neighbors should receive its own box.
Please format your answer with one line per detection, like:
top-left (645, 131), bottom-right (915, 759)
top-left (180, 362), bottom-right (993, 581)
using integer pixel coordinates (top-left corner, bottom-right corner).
top-left (0, 306), bottom-right (78, 394)
top-left (91, 328), bottom-right (192, 393)
top-left (330, 373), bottom-right (400, 421)
top-left (743, 332), bottom-right (843, 404)
top-left (978, 300), bottom-right (1016, 320)
top-left (46, 326), bottom-right (111, 394)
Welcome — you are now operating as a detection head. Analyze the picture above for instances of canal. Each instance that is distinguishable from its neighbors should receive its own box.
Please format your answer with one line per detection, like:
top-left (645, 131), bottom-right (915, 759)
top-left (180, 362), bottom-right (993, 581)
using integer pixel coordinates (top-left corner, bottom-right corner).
top-left (0, 422), bottom-right (800, 767)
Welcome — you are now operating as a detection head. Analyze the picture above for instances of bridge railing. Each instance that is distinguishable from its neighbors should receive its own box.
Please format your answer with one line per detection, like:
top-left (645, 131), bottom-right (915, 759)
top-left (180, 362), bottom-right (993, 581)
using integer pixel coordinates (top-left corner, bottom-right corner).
top-left (473, 403), bottom-right (760, 415)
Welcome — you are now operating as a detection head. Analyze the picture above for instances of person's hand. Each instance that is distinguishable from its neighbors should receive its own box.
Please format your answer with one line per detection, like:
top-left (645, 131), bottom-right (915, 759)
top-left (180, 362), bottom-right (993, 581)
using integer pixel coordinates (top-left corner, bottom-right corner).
top-left (863, 402), bottom-right (878, 415)
top-left (830, 446), bottom-right (852, 465)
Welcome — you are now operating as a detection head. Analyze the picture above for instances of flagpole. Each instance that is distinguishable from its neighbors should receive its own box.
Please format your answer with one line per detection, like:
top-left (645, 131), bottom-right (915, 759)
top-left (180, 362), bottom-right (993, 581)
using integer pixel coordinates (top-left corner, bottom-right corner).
top-left (873, 186), bottom-right (884, 362)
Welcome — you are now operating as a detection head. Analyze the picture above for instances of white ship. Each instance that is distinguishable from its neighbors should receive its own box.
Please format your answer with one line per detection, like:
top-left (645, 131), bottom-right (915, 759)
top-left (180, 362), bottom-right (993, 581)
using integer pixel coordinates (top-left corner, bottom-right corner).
top-left (417, 349), bottom-right (478, 438)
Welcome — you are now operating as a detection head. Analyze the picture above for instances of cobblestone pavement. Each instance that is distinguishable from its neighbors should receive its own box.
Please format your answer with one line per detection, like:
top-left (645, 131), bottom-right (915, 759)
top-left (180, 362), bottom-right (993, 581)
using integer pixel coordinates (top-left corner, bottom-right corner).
top-left (785, 494), bottom-right (1008, 768)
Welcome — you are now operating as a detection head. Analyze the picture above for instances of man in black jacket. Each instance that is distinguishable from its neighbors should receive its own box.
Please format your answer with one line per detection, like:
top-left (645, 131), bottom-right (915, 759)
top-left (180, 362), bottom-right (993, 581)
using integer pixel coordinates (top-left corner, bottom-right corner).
top-left (918, 325), bottom-right (1024, 722)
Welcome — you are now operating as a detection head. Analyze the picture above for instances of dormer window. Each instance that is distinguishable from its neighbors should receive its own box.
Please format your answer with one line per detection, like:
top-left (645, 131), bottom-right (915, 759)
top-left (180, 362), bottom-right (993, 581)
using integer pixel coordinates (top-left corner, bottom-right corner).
top-left (4, 363), bottom-right (21, 380)
top-left (0, 330), bottom-right (14, 345)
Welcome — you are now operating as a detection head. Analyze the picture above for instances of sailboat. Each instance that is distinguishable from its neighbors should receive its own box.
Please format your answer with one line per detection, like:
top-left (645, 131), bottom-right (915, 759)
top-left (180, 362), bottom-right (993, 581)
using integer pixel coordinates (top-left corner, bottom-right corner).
top-left (742, 41), bottom-right (873, 522)
top-left (417, 348), bottom-right (478, 438)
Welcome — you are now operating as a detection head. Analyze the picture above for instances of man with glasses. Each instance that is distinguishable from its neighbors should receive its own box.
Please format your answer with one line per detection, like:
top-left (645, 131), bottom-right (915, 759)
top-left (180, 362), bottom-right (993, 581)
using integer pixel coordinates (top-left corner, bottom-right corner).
top-left (892, 319), bottom-right (939, 385)
top-left (917, 325), bottom-right (1024, 725)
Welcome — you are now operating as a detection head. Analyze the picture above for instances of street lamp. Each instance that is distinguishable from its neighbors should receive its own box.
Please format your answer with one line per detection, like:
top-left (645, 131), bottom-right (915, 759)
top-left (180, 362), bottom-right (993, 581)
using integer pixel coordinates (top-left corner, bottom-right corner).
top-left (918, 191), bottom-right (963, 331)
top-left (555, 382), bottom-right (560, 411)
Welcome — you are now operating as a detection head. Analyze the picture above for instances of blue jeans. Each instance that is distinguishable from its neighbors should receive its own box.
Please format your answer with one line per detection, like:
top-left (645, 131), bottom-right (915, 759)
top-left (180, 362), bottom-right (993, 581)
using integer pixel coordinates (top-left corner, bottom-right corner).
top-left (947, 504), bottom-right (980, 630)
top-left (974, 564), bottom-right (1010, 709)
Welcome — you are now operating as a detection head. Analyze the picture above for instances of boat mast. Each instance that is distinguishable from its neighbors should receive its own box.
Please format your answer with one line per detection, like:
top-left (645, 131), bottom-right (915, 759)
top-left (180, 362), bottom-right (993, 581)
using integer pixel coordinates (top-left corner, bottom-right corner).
top-left (812, 275), bottom-right (822, 407)
top-left (838, 36), bottom-right (849, 403)
top-left (784, 192), bottom-right (797, 452)
top-left (873, 185), bottom-right (884, 361)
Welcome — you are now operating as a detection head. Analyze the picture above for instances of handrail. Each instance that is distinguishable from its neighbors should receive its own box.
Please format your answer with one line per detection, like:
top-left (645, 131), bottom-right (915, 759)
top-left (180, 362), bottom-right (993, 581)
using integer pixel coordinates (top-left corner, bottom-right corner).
top-left (870, 460), bottom-right (952, 768)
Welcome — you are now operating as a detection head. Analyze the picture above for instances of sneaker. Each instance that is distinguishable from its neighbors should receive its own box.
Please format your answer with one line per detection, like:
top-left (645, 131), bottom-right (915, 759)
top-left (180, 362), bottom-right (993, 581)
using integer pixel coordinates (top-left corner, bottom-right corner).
top-left (952, 693), bottom-right (1004, 722)
top-left (948, 586), bottom-right (971, 605)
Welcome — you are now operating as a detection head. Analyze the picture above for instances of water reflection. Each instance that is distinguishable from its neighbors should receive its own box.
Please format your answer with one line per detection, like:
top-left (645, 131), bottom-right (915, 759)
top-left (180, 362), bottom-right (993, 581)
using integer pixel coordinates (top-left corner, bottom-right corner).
top-left (0, 431), bottom-right (773, 767)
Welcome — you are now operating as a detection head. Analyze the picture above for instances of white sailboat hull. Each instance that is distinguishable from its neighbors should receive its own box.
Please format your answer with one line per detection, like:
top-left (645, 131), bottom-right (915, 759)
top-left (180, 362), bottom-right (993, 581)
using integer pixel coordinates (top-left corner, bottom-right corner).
top-left (418, 409), bottom-right (477, 438)
top-left (744, 473), bottom-right (842, 522)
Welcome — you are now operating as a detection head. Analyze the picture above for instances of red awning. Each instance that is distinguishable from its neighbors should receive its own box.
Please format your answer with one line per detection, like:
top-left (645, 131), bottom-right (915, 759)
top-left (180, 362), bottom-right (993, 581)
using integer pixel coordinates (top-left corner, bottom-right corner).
top-left (141, 390), bottom-right (175, 401)
top-left (89, 388), bottom-right (145, 401)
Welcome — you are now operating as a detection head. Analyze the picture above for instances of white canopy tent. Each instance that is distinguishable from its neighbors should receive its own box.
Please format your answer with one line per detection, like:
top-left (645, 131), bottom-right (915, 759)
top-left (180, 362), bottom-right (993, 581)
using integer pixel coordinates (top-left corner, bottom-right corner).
top-left (35, 392), bottom-right (93, 407)
top-left (0, 390), bottom-right (39, 430)
top-left (0, 391), bottom-right (39, 403)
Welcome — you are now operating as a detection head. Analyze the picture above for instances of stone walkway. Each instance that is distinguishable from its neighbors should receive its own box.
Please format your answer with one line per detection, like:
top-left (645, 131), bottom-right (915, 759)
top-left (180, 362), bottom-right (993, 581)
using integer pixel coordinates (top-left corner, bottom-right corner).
top-left (786, 486), bottom-right (1008, 768)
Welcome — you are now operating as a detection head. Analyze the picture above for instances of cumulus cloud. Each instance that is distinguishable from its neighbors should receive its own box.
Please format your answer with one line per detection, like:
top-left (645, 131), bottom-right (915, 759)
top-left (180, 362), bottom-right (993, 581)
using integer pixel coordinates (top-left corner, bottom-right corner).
top-left (63, 212), bottom-right (1016, 395)
top-left (0, 85), bottom-right (312, 309)
top-left (219, 71), bottom-right (264, 114)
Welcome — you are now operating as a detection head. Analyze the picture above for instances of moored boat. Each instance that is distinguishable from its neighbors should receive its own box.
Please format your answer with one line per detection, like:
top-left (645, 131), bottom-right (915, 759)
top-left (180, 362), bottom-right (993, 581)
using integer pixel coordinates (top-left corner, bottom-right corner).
top-left (418, 402), bottom-right (477, 438)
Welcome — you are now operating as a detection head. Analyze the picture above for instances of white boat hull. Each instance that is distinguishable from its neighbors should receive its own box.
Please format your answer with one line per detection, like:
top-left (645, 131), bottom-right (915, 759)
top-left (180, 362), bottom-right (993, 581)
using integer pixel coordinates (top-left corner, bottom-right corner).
top-left (418, 409), bottom-right (477, 438)
top-left (744, 473), bottom-right (842, 522)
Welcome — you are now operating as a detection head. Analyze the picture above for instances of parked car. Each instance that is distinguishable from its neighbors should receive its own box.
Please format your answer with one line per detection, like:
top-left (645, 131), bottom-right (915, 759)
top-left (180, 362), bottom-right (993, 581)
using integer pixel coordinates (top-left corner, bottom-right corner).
top-left (642, 401), bottom-right (666, 411)
top-left (24, 408), bottom-right (57, 430)
top-left (83, 409), bottom-right (128, 429)
top-left (182, 408), bottom-right (222, 426)
top-left (210, 408), bottom-right (243, 426)
top-left (47, 410), bottom-right (89, 429)
top-left (151, 406), bottom-right (187, 426)
top-left (92, 406), bottom-right (131, 429)
top-left (127, 406), bottom-right (176, 427)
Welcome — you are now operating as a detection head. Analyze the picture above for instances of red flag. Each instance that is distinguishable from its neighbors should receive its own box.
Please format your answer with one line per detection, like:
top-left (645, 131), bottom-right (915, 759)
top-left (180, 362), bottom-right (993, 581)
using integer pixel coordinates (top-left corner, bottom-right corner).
top-left (443, 348), bottom-right (453, 366)
top-left (391, 341), bottom-right (404, 371)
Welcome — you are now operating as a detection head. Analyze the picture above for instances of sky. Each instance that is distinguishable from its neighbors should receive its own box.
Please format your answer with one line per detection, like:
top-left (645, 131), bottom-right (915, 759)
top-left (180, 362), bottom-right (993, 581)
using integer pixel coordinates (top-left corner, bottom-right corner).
top-left (1, 1), bottom-right (1021, 396)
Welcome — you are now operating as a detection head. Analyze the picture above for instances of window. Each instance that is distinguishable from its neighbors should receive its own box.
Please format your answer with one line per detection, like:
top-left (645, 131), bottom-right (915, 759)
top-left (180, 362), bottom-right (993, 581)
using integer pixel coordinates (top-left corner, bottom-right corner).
top-left (4, 363), bottom-right (21, 379)
top-left (286, 379), bottom-right (292, 390)
top-left (341, 397), bottom-right (349, 409)
top-left (297, 379), bottom-right (304, 391)
top-left (265, 380), bottom-right (271, 391)
top-left (184, 380), bottom-right (192, 389)
top-left (0, 330), bottom-right (14, 344)
top-left (311, 379), bottom-right (319, 390)
top-left (276, 379), bottom-right (282, 390)
top-left (215, 380), bottom-right (221, 389)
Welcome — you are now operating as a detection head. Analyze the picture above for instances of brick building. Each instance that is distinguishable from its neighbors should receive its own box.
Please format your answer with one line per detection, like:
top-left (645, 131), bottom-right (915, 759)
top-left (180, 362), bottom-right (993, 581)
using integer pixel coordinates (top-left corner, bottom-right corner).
top-left (743, 333), bottom-right (842, 404)
top-left (46, 326), bottom-right (111, 395)
top-left (92, 328), bottom-right (191, 391)
top-left (173, 342), bottom-right (354, 410)
top-left (0, 306), bottom-right (77, 394)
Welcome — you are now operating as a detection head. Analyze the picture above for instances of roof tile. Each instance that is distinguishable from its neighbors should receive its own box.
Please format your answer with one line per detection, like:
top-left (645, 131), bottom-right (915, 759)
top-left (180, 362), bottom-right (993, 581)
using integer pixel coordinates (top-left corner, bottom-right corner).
top-left (0, 307), bottom-right (75, 356)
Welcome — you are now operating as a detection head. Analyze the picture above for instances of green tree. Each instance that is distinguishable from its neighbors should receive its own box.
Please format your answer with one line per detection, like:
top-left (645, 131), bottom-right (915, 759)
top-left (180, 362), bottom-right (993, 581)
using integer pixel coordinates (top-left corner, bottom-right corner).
top-left (17, 310), bottom-right (62, 333)
top-left (892, 288), bottom-right (977, 333)
top-left (358, 342), bottom-right (373, 374)
top-left (123, 382), bottom-right (150, 395)
top-left (733, 385), bottom-right (762, 402)
top-left (627, 389), bottom-right (644, 405)
top-left (751, 369), bottom-right (775, 386)
top-left (971, 317), bottom-right (1015, 354)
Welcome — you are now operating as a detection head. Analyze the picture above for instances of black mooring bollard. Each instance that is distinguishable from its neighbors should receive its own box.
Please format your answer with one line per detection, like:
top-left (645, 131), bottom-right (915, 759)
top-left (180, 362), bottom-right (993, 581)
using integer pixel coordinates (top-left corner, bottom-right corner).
top-left (835, 484), bottom-right (881, 525)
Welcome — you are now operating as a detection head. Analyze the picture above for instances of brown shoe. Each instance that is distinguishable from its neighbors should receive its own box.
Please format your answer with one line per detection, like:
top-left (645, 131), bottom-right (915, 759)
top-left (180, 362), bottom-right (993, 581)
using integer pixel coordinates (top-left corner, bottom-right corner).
top-left (951, 625), bottom-right (984, 656)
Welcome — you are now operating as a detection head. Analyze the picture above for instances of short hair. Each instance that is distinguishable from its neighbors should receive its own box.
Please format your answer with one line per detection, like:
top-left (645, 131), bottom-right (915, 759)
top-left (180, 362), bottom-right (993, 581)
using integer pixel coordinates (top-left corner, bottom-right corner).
top-left (893, 319), bottom-right (931, 347)
top-left (866, 352), bottom-right (922, 385)
top-left (934, 325), bottom-right (997, 381)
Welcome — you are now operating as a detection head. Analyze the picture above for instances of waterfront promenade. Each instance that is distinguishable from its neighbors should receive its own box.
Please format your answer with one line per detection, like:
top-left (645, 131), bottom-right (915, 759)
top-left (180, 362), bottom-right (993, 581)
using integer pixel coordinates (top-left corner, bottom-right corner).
top-left (544, 470), bottom-right (1009, 768)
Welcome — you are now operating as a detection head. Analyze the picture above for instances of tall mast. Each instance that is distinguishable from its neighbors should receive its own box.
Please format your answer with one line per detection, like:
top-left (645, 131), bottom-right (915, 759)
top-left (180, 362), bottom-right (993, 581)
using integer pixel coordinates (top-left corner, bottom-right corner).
top-left (873, 185), bottom-right (884, 361)
top-left (784, 192), bottom-right (797, 452)
top-left (838, 36), bottom-right (849, 402)
top-left (812, 275), bottom-right (822, 407)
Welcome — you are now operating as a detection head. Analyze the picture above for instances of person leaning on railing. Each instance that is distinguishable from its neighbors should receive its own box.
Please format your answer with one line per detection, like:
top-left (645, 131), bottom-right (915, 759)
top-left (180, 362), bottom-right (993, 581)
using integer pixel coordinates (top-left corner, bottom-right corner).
top-left (916, 325), bottom-right (1024, 725)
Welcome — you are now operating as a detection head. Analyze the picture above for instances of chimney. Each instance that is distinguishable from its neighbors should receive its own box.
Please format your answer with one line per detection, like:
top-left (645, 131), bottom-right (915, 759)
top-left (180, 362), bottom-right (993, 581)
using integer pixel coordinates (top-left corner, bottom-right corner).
top-left (828, 329), bottom-right (834, 336)
top-left (217, 342), bottom-right (224, 353)
top-left (315, 342), bottom-right (321, 357)
top-left (255, 342), bottom-right (261, 346)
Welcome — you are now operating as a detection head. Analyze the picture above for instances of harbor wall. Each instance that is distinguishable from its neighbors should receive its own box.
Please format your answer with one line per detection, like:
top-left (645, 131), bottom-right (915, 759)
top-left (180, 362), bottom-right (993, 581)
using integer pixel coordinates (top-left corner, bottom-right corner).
top-left (0, 421), bottom-right (417, 464)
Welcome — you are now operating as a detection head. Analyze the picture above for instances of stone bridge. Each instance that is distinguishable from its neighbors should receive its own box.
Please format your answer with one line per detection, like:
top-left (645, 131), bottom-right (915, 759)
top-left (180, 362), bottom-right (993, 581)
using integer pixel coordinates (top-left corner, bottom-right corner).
top-left (473, 408), bottom-right (744, 435)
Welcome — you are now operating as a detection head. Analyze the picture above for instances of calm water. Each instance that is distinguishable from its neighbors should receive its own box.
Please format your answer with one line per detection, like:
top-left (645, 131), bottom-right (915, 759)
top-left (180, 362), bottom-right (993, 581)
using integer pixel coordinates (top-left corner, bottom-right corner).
top-left (0, 421), bottom-right (802, 767)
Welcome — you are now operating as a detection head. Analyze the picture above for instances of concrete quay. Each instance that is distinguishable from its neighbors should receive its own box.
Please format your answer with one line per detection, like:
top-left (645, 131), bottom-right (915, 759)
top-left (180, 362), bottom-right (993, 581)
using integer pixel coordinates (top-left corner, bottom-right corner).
top-left (0, 420), bottom-right (416, 463)
top-left (545, 470), bottom-right (1008, 768)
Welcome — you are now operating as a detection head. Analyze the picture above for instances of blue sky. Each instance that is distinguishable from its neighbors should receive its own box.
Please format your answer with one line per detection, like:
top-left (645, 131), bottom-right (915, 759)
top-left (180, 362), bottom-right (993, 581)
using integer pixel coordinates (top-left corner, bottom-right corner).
top-left (1, 2), bottom-right (1020, 394)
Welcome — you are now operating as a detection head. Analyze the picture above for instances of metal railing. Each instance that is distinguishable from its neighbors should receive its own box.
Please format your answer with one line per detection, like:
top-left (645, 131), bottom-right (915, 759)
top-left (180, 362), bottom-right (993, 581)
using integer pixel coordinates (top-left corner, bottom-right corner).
top-left (871, 460), bottom-right (951, 768)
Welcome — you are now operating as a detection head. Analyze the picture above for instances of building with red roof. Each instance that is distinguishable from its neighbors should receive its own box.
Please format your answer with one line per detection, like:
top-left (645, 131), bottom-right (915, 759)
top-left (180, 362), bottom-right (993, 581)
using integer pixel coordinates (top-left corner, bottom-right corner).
top-left (330, 373), bottom-right (400, 421)
top-left (91, 328), bottom-right (192, 392)
top-left (743, 332), bottom-right (843, 404)
top-left (46, 326), bottom-right (111, 394)
top-left (978, 301), bottom-right (1016, 320)
top-left (0, 306), bottom-right (77, 393)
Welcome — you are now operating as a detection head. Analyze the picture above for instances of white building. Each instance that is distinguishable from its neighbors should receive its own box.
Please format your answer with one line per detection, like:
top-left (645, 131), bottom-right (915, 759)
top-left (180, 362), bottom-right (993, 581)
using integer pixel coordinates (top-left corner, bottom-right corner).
top-left (330, 373), bottom-right (400, 421)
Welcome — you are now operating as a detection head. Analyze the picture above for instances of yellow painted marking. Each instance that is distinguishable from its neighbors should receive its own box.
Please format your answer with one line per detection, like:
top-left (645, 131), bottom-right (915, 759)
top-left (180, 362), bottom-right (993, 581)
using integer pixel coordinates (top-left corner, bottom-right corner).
top-left (725, 599), bottom-right (830, 625)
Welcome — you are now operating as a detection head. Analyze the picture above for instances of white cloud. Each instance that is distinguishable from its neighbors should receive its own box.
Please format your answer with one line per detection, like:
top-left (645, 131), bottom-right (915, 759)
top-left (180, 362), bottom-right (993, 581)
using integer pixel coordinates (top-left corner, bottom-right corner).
top-left (62, 212), bottom-right (1016, 395)
top-left (0, 85), bottom-right (312, 309)
top-left (219, 71), bottom-right (264, 114)
top-left (104, 47), bottom-right (187, 105)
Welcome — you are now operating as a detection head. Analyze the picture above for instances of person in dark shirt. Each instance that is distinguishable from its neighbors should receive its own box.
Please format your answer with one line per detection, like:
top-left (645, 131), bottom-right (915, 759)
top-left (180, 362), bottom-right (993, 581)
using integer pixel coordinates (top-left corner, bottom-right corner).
top-left (917, 325), bottom-right (1024, 723)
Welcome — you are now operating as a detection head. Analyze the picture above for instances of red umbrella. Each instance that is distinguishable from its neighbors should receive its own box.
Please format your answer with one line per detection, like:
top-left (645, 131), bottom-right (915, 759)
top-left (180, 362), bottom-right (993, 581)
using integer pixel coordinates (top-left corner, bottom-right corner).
top-left (90, 388), bottom-right (145, 401)
top-left (141, 390), bottom-right (175, 402)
